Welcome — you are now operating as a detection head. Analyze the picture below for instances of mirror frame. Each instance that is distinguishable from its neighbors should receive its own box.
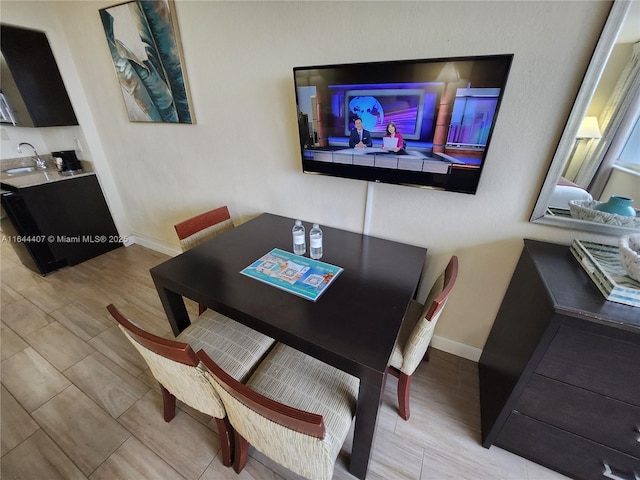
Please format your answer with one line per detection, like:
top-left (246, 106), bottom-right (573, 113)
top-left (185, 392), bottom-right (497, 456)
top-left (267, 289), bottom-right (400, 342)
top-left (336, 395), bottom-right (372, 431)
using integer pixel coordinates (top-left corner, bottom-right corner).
top-left (530, 0), bottom-right (636, 236)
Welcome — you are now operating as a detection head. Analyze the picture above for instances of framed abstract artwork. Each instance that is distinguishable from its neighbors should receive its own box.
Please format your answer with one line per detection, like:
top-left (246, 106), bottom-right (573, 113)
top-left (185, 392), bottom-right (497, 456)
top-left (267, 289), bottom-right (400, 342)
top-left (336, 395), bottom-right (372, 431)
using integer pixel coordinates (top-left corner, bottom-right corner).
top-left (99, 0), bottom-right (194, 123)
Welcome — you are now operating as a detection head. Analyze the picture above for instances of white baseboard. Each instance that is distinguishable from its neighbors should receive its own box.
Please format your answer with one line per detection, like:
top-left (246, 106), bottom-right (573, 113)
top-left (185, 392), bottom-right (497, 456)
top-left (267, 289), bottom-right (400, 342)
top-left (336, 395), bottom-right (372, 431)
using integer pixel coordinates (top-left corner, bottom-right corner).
top-left (125, 237), bottom-right (484, 363)
top-left (128, 234), bottom-right (181, 257)
top-left (431, 335), bottom-right (482, 362)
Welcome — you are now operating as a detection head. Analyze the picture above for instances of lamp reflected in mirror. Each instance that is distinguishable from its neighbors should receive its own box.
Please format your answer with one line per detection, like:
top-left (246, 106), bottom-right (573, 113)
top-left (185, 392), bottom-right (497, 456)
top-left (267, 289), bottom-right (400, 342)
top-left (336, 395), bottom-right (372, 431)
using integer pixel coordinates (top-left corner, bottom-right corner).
top-left (578, 116), bottom-right (602, 140)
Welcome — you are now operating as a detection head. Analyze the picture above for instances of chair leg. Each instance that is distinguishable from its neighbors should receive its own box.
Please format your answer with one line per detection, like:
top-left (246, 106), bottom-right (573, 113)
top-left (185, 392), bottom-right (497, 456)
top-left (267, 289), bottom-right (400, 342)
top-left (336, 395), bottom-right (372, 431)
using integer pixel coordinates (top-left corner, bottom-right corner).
top-left (198, 303), bottom-right (207, 315)
top-left (160, 384), bottom-right (177, 422)
top-left (423, 347), bottom-right (430, 362)
top-left (233, 430), bottom-right (249, 474)
top-left (397, 372), bottom-right (412, 421)
top-left (215, 416), bottom-right (234, 467)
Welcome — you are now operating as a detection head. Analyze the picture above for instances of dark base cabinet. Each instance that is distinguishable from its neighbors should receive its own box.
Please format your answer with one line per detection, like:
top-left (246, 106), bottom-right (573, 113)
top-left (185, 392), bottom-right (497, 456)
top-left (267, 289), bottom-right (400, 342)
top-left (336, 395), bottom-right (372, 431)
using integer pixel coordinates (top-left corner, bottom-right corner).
top-left (1, 174), bottom-right (122, 274)
top-left (1, 191), bottom-right (67, 274)
top-left (479, 240), bottom-right (640, 480)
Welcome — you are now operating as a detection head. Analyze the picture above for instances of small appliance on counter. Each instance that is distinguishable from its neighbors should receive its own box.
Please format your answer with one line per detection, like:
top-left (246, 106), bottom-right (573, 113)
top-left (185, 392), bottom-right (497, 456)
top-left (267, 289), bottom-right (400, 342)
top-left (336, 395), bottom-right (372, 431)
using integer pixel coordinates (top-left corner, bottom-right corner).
top-left (51, 150), bottom-right (82, 174)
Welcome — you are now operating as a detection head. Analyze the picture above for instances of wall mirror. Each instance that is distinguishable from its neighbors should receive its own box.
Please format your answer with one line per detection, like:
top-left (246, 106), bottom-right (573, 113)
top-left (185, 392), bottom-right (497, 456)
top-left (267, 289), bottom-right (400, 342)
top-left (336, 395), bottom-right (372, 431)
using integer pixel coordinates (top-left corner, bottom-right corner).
top-left (531, 0), bottom-right (640, 236)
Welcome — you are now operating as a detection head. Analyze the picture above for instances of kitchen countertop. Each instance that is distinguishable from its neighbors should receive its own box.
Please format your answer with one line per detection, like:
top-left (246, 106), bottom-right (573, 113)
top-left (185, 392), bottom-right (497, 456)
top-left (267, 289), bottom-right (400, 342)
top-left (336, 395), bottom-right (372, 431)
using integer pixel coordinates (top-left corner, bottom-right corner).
top-left (0, 168), bottom-right (95, 191)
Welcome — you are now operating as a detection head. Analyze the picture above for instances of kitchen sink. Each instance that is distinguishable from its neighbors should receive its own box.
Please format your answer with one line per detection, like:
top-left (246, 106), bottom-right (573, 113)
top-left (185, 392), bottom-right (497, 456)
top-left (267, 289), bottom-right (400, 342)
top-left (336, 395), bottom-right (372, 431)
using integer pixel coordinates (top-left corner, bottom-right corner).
top-left (3, 166), bottom-right (36, 175)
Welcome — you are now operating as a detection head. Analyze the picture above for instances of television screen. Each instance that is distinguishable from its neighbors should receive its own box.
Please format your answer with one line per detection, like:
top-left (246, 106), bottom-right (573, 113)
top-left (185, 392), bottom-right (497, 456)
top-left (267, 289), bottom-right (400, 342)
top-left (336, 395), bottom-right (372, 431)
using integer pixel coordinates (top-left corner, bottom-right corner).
top-left (293, 55), bottom-right (513, 194)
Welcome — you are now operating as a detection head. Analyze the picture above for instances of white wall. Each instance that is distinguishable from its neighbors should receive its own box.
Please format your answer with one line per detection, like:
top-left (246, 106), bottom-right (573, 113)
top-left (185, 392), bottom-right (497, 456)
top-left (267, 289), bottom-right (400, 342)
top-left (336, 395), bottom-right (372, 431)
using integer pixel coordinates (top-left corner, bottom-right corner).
top-left (601, 166), bottom-right (640, 201)
top-left (1, 0), bottom-right (618, 359)
top-left (0, 125), bottom-right (84, 161)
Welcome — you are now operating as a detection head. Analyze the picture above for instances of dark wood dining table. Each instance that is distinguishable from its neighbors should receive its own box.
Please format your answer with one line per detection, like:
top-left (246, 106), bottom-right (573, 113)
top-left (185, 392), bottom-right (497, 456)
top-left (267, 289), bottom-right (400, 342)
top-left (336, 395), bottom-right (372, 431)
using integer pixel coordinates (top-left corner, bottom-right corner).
top-left (150, 213), bottom-right (427, 479)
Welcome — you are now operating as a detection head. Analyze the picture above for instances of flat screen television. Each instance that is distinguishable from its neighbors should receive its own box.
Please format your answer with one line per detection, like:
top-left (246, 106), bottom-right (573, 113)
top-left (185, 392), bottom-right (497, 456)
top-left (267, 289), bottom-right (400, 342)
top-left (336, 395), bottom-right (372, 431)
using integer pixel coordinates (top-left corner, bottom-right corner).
top-left (293, 54), bottom-right (513, 194)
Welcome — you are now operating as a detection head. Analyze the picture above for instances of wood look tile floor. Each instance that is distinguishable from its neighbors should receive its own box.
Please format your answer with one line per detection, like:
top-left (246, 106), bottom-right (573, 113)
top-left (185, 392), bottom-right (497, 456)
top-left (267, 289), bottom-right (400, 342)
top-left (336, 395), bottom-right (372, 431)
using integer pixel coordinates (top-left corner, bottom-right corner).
top-left (0, 240), bottom-right (570, 480)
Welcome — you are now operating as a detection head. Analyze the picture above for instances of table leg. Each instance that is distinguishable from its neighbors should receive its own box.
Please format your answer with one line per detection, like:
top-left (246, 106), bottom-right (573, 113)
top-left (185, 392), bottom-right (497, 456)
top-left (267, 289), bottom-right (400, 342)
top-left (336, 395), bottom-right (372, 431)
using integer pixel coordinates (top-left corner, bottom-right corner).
top-left (152, 278), bottom-right (191, 336)
top-left (350, 374), bottom-right (385, 479)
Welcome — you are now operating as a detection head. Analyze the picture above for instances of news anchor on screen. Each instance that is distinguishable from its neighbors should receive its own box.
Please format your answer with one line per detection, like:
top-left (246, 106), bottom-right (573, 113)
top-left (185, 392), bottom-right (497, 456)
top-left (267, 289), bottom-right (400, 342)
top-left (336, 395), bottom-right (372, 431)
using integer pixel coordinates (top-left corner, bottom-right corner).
top-left (349, 117), bottom-right (372, 148)
top-left (382, 121), bottom-right (403, 152)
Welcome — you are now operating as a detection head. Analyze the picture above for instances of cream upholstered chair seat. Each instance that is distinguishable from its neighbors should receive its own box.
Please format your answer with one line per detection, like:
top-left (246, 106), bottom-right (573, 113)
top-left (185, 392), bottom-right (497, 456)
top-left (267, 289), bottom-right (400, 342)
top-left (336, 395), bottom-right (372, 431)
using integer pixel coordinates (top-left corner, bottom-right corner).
top-left (107, 304), bottom-right (275, 467)
top-left (197, 342), bottom-right (359, 480)
top-left (176, 309), bottom-right (275, 383)
top-left (387, 255), bottom-right (458, 420)
top-left (245, 343), bottom-right (358, 476)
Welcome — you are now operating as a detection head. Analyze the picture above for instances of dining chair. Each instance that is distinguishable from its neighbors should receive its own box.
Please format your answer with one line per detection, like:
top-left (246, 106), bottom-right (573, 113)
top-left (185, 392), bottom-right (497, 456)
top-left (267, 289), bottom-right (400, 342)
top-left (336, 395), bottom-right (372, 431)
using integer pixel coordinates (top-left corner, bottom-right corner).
top-left (196, 342), bottom-right (359, 480)
top-left (107, 304), bottom-right (276, 467)
top-left (387, 255), bottom-right (459, 420)
top-left (174, 205), bottom-right (234, 314)
top-left (174, 205), bottom-right (234, 252)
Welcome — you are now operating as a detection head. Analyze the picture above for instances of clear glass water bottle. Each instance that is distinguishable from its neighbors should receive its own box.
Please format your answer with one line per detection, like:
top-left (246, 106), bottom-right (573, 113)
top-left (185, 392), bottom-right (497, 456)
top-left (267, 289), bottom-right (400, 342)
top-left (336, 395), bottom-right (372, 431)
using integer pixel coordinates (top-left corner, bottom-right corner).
top-left (310, 223), bottom-right (323, 259)
top-left (292, 220), bottom-right (306, 255)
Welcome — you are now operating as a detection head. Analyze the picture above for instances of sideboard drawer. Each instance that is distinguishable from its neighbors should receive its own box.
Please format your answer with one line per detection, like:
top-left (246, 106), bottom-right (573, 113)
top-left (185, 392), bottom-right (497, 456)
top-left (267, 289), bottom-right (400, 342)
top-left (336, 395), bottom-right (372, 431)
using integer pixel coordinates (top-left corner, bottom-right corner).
top-left (497, 412), bottom-right (640, 480)
top-left (536, 325), bottom-right (640, 406)
top-left (515, 374), bottom-right (640, 458)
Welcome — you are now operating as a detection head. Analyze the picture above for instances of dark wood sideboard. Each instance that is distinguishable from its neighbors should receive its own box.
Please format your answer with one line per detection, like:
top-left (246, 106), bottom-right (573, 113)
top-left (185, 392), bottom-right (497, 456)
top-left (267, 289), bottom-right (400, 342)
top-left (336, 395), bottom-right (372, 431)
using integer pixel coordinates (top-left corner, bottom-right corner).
top-left (479, 239), bottom-right (640, 480)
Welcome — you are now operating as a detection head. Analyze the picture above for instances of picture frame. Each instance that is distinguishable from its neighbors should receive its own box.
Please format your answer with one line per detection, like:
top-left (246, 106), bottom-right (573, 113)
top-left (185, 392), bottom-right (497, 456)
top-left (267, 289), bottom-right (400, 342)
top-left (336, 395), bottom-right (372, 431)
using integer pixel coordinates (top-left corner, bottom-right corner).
top-left (99, 0), bottom-right (195, 123)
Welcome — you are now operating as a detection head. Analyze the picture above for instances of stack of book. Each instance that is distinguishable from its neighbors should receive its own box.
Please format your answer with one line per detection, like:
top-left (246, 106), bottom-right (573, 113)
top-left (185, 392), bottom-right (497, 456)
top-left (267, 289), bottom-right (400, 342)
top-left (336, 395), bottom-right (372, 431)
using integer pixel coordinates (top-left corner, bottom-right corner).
top-left (570, 239), bottom-right (640, 307)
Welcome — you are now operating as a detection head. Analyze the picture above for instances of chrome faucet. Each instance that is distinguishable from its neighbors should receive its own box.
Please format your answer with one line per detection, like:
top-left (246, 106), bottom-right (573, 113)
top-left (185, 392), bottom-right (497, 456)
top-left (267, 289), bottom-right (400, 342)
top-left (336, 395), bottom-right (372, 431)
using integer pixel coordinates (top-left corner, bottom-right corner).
top-left (17, 142), bottom-right (47, 169)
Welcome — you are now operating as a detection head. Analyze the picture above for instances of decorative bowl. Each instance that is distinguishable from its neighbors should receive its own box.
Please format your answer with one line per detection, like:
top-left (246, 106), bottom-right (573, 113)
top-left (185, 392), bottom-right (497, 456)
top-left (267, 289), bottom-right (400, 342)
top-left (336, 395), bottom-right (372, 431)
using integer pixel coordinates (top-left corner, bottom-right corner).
top-left (594, 195), bottom-right (636, 217)
top-left (619, 234), bottom-right (640, 282)
top-left (569, 200), bottom-right (640, 228)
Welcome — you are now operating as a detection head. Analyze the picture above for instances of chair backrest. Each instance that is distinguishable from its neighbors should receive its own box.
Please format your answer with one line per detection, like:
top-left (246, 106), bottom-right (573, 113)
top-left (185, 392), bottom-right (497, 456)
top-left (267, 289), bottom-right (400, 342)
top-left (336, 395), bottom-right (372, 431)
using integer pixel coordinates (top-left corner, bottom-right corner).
top-left (196, 348), bottom-right (325, 436)
top-left (402, 255), bottom-right (459, 374)
top-left (106, 304), bottom-right (225, 419)
top-left (174, 205), bottom-right (234, 252)
top-left (196, 349), bottom-right (339, 478)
